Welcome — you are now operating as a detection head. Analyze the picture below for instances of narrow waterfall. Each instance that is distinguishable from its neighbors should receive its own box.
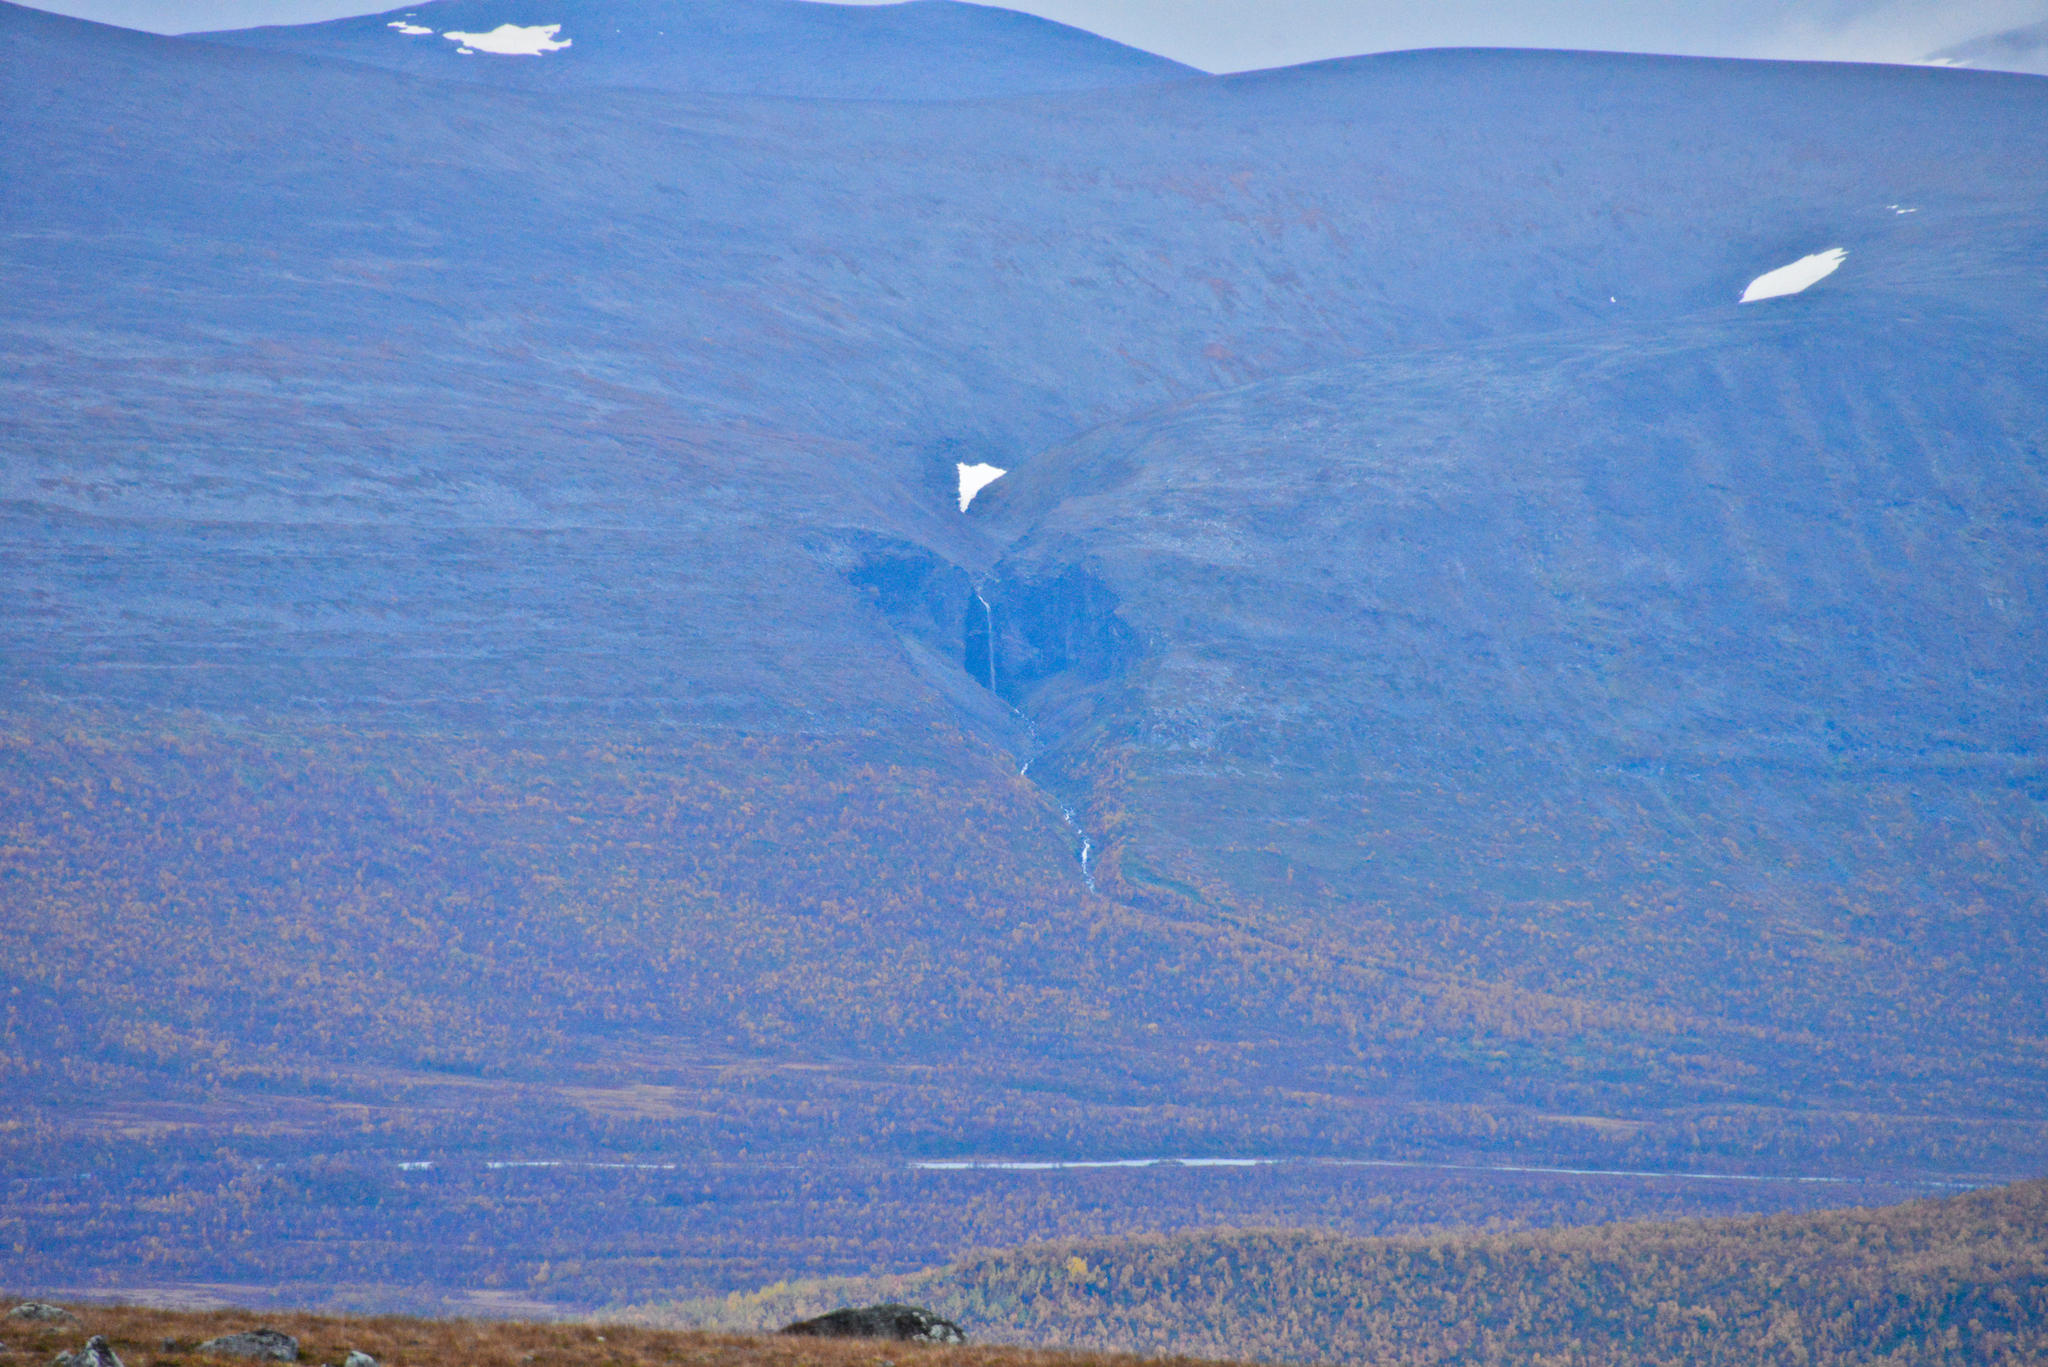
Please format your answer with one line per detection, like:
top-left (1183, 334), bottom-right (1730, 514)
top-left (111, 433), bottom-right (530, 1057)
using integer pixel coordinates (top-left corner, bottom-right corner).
top-left (1060, 805), bottom-right (1098, 893)
top-left (975, 589), bottom-right (997, 693)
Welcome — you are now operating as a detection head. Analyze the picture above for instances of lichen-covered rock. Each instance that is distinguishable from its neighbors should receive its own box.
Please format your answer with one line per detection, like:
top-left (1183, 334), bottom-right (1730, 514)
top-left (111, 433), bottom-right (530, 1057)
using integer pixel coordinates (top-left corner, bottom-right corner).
top-left (10, 1306), bottom-right (80, 1326)
top-left (343, 1352), bottom-right (377, 1367)
top-left (53, 1335), bottom-right (123, 1367)
top-left (781, 1305), bottom-right (964, 1343)
top-left (196, 1330), bottom-right (298, 1362)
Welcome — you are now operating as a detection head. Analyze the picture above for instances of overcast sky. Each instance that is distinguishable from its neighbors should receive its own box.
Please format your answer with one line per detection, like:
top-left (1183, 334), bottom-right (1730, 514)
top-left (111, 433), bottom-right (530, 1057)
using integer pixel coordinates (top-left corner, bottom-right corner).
top-left (21, 0), bottom-right (2048, 71)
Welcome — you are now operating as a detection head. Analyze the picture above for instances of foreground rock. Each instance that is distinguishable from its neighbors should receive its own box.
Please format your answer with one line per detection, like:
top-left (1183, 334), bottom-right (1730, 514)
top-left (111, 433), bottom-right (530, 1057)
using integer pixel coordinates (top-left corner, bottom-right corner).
top-left (9, 1306), bottom-right (80, 1326)
top-left (196, 1330), bottom-right (299, 1361)
top-left (54, 1336), bottom-right (123, 1367)
top-left (781, 1305), bottom-right (964, 1343)
top-left (342, 1353), bottom-right (377, 1367)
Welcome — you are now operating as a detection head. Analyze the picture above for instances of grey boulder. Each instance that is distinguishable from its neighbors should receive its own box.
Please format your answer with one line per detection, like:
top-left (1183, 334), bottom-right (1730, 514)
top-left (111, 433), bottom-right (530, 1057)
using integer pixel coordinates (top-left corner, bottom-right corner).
top-left (781, 1305), bottom-right (964, 1343)
top-left (196, 1331), bottom-right (298, 1361)
top-left (54, 1336), bottom-right (123, 1367)
top-left (343, 1354), bottom-right (377, 1367)
top-left (10, 1307), bottom-right (81, 1326)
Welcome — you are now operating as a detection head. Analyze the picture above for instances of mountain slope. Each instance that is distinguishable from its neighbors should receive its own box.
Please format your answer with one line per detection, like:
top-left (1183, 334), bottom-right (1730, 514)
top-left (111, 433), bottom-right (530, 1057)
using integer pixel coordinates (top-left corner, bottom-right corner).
top-left (8, 5), bottom-right (2045, 733)
top-left (974, 301), bottom-right (2048, 1115)
top-left (3, 0), bottom-right (2048, 1310)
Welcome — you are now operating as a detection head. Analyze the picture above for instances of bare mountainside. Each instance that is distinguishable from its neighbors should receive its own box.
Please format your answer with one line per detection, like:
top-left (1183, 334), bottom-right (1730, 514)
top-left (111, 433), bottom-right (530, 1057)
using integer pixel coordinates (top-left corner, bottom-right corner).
top-left (1, 0), bottom-right (2045, 1311)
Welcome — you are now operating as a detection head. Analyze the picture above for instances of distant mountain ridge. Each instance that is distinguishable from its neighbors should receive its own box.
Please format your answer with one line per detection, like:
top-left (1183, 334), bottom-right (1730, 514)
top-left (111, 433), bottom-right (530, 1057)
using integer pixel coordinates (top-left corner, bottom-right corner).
top-left (190, 0), bottom-right (1200, 99)
top-left (1932, 18), bottom-right (2048, 76)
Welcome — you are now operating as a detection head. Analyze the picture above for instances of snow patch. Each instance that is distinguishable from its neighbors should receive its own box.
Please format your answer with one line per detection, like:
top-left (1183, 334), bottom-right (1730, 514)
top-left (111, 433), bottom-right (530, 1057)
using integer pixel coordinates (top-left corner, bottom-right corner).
top-left (957, 462), bottom-right (1006, 512)
top-left (441, 22), bottom-right (570, 55)
top-left (387, 21), bottom-right (432, 34)
top-left (1739, 248), bottom-right (1847, 303)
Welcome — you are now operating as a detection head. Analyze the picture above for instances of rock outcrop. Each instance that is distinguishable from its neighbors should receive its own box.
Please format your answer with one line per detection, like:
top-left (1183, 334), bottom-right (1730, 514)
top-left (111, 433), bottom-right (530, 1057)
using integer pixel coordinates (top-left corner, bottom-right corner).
top-left (781, 1305), bottom-right (964, 1343)
top-left (343, 1352), bottom-right (377, 1367)
top-left (196, 1330), bottom-right (299, 1361)
top-left (53, 1336), bottom-right (123, 1367)
top-left (9, 1306), bottom-right (80, 1326)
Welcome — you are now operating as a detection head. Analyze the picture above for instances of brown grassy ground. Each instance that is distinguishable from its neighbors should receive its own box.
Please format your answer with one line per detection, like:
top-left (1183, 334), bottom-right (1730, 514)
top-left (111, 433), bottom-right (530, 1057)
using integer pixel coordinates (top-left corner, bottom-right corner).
top-left (0, 1304), bottom-right (1249, 1367)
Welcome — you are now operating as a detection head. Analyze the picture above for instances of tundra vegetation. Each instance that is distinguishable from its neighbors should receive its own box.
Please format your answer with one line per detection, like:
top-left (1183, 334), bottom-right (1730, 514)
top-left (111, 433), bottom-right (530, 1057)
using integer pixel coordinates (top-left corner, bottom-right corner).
top-left (649, 1179), bottom-right (2048, 1365)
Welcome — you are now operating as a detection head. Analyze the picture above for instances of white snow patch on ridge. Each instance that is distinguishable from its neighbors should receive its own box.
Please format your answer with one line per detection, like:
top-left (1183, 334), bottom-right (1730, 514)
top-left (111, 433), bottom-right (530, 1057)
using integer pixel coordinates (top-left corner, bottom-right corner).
top-left (387, 20), bottom-right (432, 34)
top-left (441, 23), bottom-right (570, 55)
top-left (957, 462), bottom-right (1006, 512)
top-left (1740, 248), bottom-right (1847, 303)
